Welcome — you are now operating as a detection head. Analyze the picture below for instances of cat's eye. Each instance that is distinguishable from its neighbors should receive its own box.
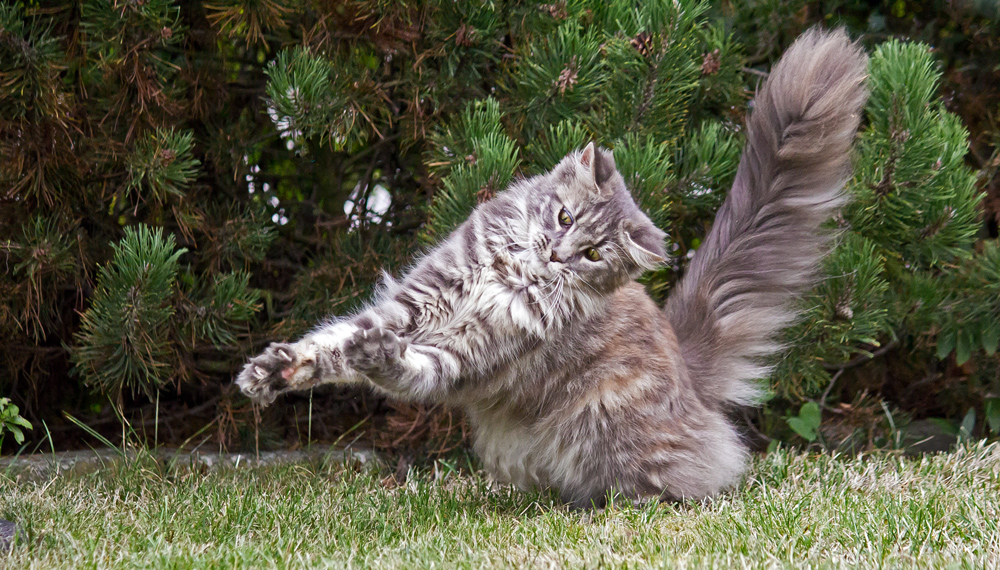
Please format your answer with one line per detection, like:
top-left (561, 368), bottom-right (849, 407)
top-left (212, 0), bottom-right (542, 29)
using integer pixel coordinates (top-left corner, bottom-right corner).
top-left (584, 247), bottom-right (601, 261)
top-left (558, 207), bottom-right (574, 227)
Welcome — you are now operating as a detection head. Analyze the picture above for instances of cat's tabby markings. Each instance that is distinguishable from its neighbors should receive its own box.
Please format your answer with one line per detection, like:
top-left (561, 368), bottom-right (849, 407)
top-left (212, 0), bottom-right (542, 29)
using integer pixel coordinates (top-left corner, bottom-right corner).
top-left (237, 28), bottom-right (869, 507)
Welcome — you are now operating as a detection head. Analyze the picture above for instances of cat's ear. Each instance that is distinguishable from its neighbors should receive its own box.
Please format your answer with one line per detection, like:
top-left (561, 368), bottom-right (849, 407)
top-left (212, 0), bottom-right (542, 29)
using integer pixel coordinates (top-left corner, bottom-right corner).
top-left (580, 142), bottom-right (616, 191)
top-left (580, 142), bottom-right (596, 170)
top-left (624, 224), bottom-right (667, 272)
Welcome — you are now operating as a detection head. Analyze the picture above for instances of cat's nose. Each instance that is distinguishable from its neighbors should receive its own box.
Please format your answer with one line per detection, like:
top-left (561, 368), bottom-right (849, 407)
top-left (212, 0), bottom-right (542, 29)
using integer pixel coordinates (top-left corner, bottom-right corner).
top-left (549, 250), bottom-right (562, 263)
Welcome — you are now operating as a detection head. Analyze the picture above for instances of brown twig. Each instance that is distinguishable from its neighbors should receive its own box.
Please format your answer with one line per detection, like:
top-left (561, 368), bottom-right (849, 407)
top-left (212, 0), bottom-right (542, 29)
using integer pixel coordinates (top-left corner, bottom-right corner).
top-left (819, 368), bottom-right (845, 409)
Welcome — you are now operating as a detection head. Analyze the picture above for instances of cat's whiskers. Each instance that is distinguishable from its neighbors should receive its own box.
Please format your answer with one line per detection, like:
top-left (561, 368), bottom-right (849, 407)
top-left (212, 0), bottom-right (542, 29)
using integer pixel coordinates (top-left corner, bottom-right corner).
top-left (534, 275), bottom-right (563, 307)
top-left (542, 277), bottom-right (566, 328)
top-left (575, 274), bottom-right (601, 297)
top-left (503, 236), bottom-right (534, 249)
top-left (501, 231), bottom-right (541, 261)
top-left (606, 243), bottom-right (632, 276)
top-left (529, 282), bottom-right (552, 306)
top-left (501, 228), bottom-right (531, 243)
top-left (542, 275), bottom-right (566, 330)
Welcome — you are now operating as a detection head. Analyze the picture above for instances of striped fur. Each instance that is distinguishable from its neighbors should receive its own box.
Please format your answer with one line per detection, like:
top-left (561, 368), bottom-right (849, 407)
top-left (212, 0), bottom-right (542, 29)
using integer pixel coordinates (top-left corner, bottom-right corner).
top-left (237, 28), bottom-right (868, 506)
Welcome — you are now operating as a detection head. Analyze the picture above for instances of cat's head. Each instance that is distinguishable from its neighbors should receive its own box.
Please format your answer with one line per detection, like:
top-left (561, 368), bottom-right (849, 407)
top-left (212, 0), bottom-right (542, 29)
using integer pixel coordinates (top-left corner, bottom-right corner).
top-left (512, 142), bottom-right (667, 294)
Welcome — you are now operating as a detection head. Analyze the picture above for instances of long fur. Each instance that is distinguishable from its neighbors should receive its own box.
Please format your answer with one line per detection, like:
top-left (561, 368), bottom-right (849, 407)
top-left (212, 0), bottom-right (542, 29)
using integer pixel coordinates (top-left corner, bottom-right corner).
top-left (664, 28), bottom-right (869, 408)
top-left (236, 29), bottom-right (870, 506)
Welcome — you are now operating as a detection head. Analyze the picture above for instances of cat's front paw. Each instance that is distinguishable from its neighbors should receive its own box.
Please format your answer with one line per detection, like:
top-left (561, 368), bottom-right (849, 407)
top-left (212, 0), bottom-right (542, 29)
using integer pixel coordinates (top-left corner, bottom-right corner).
top-left (344, 327), bottom-right (407, 378)
top-left (236, 342), bottom-right (317, 406)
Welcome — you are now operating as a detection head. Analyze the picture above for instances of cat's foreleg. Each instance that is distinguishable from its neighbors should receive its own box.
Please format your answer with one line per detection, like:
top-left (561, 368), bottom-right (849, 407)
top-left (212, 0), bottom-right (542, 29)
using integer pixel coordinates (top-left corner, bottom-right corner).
top-left (236, 316), bottom-right (462, 404)
top-left (343, 326), bottom-right (461, 402)
top-left (235, 321), bottom-right (361, 405)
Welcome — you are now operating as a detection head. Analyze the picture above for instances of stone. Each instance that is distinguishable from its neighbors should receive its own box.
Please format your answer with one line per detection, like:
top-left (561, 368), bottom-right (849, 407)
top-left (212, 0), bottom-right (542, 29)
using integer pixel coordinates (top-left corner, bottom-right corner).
top-left (0, 519), bottom-right (25, 552)
top-left (0, 446), bottom-right (376, 481)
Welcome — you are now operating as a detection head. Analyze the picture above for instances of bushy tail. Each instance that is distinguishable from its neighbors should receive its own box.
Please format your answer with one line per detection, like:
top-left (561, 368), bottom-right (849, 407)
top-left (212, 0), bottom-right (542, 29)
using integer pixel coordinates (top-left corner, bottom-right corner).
top-left (664, 28), bottom-right (869, 407)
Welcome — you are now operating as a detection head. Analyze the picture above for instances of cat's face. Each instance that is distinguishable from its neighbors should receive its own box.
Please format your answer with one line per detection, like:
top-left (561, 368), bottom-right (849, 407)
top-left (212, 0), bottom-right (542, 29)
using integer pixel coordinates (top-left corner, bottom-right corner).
top-left (513, 143), bottom-right (667, 295)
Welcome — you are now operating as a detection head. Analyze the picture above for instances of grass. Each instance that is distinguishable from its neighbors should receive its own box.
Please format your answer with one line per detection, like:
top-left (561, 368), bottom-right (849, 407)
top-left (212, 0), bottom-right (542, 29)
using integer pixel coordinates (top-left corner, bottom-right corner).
top-left (2, 443), bottom-right (999, 568)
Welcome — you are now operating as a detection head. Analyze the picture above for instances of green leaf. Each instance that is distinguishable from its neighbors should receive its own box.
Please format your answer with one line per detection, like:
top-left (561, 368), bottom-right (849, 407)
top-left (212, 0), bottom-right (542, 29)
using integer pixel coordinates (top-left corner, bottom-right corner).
top-left (8, 425), bottom-right (24, 445)
top-left (959, 408), bottom-right (976, 442)
top-left (799, 401), bottom-right (822, 425)
top-left (11, 415), bottom-right (33, 430)
top-left (787, 418), bottom-right (816, 442)
top-left (985, 398), bottom-right (1000, 436)
top-left (955, 330), bottom-right (972, 365)
top-left (787, 402), bottom-right (822, 442)
top-left (937, 330), bottom-right (956, 360)
top-left (928, 417), bottom-right (959, 437)
top-left (982, 325), bottom-right (999, 356)
top-left (0, 397), bottom-right (32, 444)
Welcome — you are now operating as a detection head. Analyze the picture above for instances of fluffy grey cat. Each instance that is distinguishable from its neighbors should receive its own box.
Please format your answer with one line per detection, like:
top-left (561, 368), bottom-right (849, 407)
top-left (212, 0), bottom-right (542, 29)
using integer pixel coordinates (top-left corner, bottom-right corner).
top-left (237, 28), bottom-right (869, 506)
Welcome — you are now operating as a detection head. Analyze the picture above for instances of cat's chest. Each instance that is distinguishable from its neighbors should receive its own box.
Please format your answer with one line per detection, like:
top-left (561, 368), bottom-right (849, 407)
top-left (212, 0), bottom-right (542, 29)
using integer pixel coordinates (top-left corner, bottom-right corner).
top-left (480, 270), bottom-right (547, 335)
top-left (408, 259), bottom-right (544, 348)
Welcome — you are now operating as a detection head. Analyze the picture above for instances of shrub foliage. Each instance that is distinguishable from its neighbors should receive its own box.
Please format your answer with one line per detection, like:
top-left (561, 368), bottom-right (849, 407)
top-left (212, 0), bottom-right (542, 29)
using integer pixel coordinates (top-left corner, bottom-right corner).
top-left (1, 0), bottom-right (997, 451)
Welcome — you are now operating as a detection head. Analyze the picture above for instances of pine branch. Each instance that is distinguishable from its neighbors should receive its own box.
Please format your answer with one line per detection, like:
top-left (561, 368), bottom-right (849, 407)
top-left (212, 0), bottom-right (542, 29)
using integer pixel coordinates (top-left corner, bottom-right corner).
top-left (71, 225), bottom-right (187, 399)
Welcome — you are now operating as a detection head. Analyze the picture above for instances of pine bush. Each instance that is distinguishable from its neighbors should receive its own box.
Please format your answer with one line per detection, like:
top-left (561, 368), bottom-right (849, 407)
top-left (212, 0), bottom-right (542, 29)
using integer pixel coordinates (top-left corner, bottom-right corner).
top-left (1, 0), bottom-right (996, 450)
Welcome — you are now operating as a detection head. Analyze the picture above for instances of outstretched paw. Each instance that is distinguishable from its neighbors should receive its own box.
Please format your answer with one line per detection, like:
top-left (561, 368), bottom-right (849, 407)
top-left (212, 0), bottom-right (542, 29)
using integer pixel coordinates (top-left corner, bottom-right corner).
top-left (236, 342), bottom-right (314, 406)
top-left (344, 327), bottom-right (407, 378)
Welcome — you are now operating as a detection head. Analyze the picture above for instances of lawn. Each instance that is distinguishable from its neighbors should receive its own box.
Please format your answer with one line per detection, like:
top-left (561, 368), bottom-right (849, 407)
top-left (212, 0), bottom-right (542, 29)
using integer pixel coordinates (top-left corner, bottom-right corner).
top-left (2, 443), bottom-right (998, 568)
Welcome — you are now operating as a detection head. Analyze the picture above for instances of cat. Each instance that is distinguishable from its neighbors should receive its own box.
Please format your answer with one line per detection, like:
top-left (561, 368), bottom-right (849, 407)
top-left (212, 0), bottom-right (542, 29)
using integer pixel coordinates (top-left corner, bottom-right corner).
top-left (236, 28), bottom-right (869, 506)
